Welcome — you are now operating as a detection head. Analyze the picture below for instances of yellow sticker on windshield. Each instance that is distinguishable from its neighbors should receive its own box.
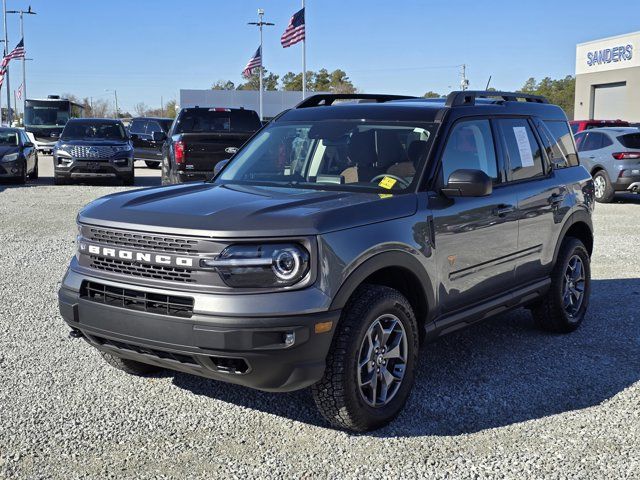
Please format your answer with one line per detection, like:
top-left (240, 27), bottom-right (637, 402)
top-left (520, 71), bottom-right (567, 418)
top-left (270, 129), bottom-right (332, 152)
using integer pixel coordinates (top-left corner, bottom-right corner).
top-left (378, 194), bottom-right (393, 199)
top-left (378, 176), bottom-right (397, 190)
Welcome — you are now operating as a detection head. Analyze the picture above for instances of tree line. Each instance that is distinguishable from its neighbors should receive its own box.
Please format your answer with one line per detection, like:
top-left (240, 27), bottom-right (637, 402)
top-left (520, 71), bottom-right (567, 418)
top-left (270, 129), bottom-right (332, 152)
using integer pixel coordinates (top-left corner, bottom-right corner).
top-left (212, 68), bottom-right (357, 93)
top-left (422, 75), bottom-right (576, 119)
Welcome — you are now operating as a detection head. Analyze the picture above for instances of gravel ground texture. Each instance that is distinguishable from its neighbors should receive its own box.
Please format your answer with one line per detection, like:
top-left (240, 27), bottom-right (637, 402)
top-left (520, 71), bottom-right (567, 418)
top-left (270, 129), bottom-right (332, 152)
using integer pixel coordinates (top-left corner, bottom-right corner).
top-left (0, 158), bottom-right (638, 479)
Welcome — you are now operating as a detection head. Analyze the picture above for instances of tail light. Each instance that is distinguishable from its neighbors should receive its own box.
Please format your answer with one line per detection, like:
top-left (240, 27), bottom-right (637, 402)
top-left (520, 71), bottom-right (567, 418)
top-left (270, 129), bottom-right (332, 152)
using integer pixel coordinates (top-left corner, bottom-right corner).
top-left (174, 140), bottom-right (185, 165)
top-left (612, 152), bottom-right (640, 160)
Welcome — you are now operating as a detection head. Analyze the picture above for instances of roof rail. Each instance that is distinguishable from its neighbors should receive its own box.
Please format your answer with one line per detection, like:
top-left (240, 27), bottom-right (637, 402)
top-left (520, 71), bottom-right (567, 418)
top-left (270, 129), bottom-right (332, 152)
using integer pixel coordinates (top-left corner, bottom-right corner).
top-left (445, 90), bottom-right (549, 107)
top-left (295, 93), bottom-right (416, 109)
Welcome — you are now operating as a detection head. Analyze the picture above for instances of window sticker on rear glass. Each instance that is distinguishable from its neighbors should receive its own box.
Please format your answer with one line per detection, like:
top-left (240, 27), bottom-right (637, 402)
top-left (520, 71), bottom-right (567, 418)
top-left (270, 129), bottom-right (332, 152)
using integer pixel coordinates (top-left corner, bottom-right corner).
top-left (513, 127), bottom-right (535, 167)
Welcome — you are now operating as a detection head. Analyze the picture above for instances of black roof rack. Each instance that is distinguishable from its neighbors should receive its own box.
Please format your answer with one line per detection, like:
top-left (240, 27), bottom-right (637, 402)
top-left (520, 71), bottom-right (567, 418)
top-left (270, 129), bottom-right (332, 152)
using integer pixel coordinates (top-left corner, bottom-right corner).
top-left (295, 93), bottom-right (416, 109)
top-left (445, 90), bottom-right (549, 107)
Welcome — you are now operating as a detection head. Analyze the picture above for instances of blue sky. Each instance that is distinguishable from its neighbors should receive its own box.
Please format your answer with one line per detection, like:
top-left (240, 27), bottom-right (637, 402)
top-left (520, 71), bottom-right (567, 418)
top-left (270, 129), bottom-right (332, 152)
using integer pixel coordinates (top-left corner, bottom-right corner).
top-left (7, 0), bottom-right (640, 113)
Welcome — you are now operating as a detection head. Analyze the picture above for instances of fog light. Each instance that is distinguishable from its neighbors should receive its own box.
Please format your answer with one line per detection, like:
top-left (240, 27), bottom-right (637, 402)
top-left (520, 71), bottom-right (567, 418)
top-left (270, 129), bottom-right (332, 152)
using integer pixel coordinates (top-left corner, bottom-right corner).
top-left (284, 332), bottom-right (295, 346)
top-left (11, 167), bottom-right (18, 174)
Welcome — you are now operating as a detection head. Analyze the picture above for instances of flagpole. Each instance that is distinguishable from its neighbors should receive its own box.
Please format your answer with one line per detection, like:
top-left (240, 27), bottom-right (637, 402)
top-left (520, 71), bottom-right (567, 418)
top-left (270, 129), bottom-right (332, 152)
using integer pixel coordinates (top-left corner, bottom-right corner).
top-left (302, 0), bottom-right (306, 99)
top-left (259, 9), bottom-right (263, 121)
top-left (3, 0), bottom-right (11, 124)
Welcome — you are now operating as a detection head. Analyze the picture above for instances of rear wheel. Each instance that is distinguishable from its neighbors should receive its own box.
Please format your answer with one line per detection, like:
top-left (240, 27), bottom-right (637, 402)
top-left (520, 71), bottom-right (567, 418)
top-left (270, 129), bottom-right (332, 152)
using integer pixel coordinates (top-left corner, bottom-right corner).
top-left (145, 160), bottom-right (161, 169)
top-left (531, 238), bottom-right (591, 333)
top-left (100, 351), bottom-right (162, 376)
top-left (593, 170), bottom-right (614, 203)
top-left (312, 284), bottom-right (419, 431)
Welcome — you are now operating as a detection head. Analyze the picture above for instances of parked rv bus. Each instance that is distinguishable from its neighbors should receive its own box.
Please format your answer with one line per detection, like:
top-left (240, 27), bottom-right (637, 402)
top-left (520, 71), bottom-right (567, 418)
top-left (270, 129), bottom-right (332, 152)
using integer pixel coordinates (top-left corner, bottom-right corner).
top-left (24, 95), bottom-right (85, 153)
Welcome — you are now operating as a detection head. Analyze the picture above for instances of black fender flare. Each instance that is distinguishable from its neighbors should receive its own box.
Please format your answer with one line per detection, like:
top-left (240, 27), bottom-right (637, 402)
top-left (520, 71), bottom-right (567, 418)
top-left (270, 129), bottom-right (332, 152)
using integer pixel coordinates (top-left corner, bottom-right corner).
top-left (552, 209), bottom-right (594, 264)
top-left (329, 251), bottom-right (435, 319)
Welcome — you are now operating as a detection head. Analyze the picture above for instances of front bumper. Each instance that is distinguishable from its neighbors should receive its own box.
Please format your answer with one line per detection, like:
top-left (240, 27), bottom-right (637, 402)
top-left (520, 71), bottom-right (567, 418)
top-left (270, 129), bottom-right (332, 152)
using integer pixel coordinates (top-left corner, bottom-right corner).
top-left (0, 160), bottom-right (23, 178)
top-left (54, 155), bottom-right (133, 180)
top-left (58, 268), bottom-right (339, 392)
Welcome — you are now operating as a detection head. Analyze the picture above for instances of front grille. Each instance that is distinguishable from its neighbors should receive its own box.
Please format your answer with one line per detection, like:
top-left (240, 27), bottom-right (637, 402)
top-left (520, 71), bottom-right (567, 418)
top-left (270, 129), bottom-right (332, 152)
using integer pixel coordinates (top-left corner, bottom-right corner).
top-left (68, 145), bottom-right (117, 159)
top-left (90, 335), bottom-right (198, 366)
top-left (87, 227), bottom-right (198, 254)
top-left (89, 255), bottom-right (195, 283)
top-left (81, 280), bottom-right (194, 318)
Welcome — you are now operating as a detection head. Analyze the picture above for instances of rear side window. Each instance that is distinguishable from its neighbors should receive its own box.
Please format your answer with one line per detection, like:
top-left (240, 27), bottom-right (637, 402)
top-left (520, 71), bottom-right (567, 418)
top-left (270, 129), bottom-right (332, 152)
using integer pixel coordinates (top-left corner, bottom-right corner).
top-left (618, 133), bottom-right (640, 149)
top-left (543, 120), bottom-right (579, 167)
top-left (496, 118), bottom-right (544, 181)
top-left (440, 119), bottom-right (499, 183)
top-left (129, 119), bottom-right (146, 135)
top-left (577, 132), bottom-right (612, 151)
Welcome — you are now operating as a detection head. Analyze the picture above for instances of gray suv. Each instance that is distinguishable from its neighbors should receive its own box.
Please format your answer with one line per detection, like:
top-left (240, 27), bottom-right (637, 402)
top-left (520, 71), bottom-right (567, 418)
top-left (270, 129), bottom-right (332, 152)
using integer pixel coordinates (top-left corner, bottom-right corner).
top-left (59, 92), bottom-right (595, 431)
top-left (574, 127), bottom-right (640, 202)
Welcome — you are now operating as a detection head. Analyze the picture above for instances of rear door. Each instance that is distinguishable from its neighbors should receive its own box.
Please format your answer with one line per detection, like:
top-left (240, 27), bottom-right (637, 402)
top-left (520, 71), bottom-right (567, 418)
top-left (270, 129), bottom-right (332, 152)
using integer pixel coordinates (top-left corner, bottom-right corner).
top-left (144, 120), bottom-right (166, 161)
top-left (432, 118), bottom-right (519, 314)
top-left (129, 119), bottom-right (149, 159)
top-left (495, 117), bottom-right (565, 283)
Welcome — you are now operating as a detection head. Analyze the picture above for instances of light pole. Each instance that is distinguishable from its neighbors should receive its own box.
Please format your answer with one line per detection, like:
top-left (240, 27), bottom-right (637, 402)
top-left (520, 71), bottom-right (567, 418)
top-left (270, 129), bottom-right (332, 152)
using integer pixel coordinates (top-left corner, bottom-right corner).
top-left (105, 89), bottom-right (119, 118)
top-left (8, 6), bottom-right (36, 114)
top-left (248, 9), bottom-right (274, 121)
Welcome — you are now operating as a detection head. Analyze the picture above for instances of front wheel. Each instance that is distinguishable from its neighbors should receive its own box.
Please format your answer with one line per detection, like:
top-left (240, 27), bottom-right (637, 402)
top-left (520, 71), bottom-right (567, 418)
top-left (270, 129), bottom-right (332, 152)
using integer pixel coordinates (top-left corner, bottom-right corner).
top-left (122, 171), bottom-right (135, 186)
top-left (531, 238), bottom-right (591, 333)
top-left (29, 155), bottom-right (39, 180)
top-left (312, 284), bottom-right (419, 431)
top-left (145, 160), bottom-right (161, 169)
top-left (100, 351), bottom-right (162, 376)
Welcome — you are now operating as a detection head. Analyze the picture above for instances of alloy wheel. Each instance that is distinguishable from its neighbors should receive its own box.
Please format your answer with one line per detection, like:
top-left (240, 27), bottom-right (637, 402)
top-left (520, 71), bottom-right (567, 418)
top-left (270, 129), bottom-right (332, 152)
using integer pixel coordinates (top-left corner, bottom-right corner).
top-left (357, 313), bottom-right (408, 407)
top-left (563, 254), bottom-right (586, 318)
top-left (594, 175), bottom-right (606, 199)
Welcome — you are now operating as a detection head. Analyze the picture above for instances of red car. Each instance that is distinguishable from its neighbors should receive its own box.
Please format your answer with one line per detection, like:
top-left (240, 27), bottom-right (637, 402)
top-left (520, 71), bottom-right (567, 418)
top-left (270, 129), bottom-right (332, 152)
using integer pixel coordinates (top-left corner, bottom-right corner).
top-left (570, 119), bottom-right (629, 134)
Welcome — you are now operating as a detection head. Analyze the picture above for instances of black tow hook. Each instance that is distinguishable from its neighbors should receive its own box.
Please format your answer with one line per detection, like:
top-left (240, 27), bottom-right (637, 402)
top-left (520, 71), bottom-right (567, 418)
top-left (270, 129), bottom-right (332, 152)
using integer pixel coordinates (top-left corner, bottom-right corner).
top-left (68, 329), bottom-right (84, 339)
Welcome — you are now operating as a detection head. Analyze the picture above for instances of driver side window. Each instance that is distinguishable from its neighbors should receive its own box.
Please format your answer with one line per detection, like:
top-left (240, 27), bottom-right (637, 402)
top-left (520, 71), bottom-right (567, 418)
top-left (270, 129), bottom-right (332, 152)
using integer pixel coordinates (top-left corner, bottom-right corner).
top-left (441, 119), bottom-right (499, 184)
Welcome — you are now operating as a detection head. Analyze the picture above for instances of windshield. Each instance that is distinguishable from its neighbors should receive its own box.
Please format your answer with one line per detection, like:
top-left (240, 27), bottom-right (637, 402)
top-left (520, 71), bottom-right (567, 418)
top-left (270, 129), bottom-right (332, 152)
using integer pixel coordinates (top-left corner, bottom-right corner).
top-left (175, 109), bottom-right (261, 134)
top-left (217, 120), bottom-right (437, 192)
top-left (24, 104), bottom-right (70, 127)
top-left (0, 130), bottom-right (18, 145)
top-left (61, 122), bottom-right (127, 141)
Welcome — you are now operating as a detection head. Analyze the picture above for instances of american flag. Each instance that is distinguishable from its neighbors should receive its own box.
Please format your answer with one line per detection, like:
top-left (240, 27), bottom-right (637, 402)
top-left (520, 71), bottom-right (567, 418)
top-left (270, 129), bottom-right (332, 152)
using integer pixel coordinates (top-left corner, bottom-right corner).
top-left (242, 46), bottom-right (261, 77)
top-left (16, 83), bottom-right (23, 100)
top-left (4, 39), bottom-right (25, 61)
top-left (281, 8), bottom-right (305, 48)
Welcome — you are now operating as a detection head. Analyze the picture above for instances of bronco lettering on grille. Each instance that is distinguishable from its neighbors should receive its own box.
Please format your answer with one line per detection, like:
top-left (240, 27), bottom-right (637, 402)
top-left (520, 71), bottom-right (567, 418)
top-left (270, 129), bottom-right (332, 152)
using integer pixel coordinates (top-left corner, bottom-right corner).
top-left (79, 242), bottom-right (194, 267)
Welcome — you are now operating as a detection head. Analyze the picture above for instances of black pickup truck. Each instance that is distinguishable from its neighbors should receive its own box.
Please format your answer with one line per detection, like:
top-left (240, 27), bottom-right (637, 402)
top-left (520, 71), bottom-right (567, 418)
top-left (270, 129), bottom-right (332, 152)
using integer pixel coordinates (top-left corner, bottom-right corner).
top-left (159, 107), bottom-right (261, 184)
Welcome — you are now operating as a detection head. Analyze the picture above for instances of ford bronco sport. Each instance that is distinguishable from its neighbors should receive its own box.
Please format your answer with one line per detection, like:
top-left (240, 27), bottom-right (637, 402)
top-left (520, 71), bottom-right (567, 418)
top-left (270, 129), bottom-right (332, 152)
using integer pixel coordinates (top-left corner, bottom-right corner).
top-left (59, 92), bottom-right (595, 431)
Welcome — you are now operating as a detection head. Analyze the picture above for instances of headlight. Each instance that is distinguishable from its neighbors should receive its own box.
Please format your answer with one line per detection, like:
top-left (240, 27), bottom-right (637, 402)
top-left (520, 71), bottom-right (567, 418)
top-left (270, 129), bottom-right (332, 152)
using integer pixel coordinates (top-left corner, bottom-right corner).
top-left (1, 152), bottom-right (19, 162)
top-left (112, 144), bottom-right (132, 153)
top-left (202, 243), bottom-right (310, 288)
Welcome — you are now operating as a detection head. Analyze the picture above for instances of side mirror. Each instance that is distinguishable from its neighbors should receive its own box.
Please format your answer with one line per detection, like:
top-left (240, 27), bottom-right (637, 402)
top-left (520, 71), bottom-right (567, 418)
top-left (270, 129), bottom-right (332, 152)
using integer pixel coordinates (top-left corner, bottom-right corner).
top-left (23, 141), bottom-right (34, 148)
top-left (152, 131), bottom-right (167, 142)
top-left (213, 159), bottom-right (230, 176)
top-left (441, 169), bottom-right (493, 197)
top-left (130, 133), bottom-right (139, 141)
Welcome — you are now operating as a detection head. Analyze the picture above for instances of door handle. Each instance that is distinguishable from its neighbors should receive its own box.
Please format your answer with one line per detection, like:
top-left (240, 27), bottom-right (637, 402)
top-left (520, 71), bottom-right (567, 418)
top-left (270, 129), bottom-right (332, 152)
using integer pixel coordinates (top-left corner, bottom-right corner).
top-left (492, 205), bottom-right (515, 217)
top-left (548, 193), bottom-right (566, 205)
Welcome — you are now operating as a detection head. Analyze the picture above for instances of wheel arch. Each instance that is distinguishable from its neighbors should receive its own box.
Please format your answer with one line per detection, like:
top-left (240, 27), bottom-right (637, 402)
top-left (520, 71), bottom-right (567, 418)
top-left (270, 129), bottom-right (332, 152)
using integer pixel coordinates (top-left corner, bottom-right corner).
top-left (329, 251), bottom-right (434, 338)
top-left (553, 210), bottom-right (594, 264)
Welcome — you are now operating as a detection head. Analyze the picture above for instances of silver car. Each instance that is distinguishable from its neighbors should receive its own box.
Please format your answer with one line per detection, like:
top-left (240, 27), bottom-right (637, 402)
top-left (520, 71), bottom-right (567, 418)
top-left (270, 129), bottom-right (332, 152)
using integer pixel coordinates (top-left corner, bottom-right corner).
top-left (575, 127), bottom-right (640, 202)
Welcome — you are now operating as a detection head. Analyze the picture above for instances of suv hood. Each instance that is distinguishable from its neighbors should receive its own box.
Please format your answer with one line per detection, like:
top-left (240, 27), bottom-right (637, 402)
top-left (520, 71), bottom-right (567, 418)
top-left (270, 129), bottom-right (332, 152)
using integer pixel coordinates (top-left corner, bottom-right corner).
top-left (78, 182), bottom-right (417, 237)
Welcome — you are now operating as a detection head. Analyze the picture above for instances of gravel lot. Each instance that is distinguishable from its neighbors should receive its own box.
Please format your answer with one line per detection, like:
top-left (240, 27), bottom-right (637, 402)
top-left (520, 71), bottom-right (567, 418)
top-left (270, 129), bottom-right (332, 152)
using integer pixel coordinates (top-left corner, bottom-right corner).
top-left (1, 157), bottom-right (638, 479)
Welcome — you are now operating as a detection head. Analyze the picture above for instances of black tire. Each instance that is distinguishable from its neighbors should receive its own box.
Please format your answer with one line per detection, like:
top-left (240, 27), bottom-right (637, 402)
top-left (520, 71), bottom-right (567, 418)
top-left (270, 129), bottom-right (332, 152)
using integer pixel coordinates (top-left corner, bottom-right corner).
top-left (145, 160), bottom-right (161, 169)
top-left (531, 238), bottom-right (590, 333)
top-left (99, 351), bottom-right (162, 376)
top-left (15, 161), bottom-right (27, 184)
top-left (53, 174), bottom-right (68, 186)
top-left (593, 170), bottom-right (615, 203)
top-left (122, 171), bottom-right (135, 186)
top-left (312, 284), bottom-right (419, 431)
top-left (29, 155), bottom-right (39, 180)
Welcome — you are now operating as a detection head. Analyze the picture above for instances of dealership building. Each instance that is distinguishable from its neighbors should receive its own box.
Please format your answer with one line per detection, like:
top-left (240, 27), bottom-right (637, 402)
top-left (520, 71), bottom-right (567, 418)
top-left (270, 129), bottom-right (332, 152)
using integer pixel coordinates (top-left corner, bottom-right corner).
top-left (575, 31), bottom-right (640, 121)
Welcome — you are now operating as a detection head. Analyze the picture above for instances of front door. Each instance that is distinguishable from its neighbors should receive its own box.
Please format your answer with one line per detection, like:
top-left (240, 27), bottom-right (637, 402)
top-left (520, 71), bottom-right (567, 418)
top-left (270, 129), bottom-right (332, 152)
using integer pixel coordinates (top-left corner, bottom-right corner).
top-left (431, 118), bottom-right (519, 314)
